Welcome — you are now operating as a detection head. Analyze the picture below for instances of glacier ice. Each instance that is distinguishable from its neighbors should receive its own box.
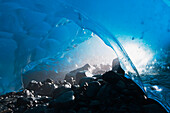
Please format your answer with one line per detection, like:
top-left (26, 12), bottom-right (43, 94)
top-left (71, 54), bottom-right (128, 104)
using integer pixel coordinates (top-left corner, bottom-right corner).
top-left (0, 0), bottom-right (142, 94)
top-left (0, 0), bottom-right (169, 111)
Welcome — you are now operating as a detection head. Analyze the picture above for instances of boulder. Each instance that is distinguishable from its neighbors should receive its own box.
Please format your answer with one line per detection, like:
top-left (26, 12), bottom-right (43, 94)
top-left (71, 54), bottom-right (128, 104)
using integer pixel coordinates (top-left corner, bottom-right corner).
top-left (79, 77), bottom-right (95, 85)
top-left (52, 86), bottom-right (71, 99)
top-left (102, 71), bottom-right (123, 84)
top-left (86, 81), bottom-right (101, 97)
top-left (49, 91), bottom-right (75, 109)
top-left (26, 80), bottom-right (41, 91)
top-left (65, 64), bottom-right (94, 83)
top-left (112, 58), bottom-right (125, 75)
top-left (76, 71), bottom-right (93, 84)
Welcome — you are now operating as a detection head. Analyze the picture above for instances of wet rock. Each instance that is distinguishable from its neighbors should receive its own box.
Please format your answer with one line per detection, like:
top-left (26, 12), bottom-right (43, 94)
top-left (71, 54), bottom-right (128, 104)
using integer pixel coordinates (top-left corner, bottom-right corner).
top-left (76, 71), bottom-right (93, 84)
top-left (38, 83), bottom-right (56, 96)
top-left (52, 86), bottom-right (71, 99)
top-left (43, 78), bottom-right (54, 84)
top-left (78, 107), bottom-right (90, 113)
top-left (96, 84), bottom-right (112, 100)
top-left (112, 58), bottom-right (125, 75)
top-left (0, 108), bottom-right (13, 113)
top-left (16, 97), bottom-right (31, 107)
top-left (63, 81), bottom-right (72, 88)
top-left (65, 77), bottom-right (75, 85)
top-left (0, 69), bottom-right (167, 113)
top-left (22, 89), bottom-right (34, 98)
top-left (142, 104), bottom-right (167, 113)
top-left (79, 77), bottom-right (95, 85)
top-left (128, 103), bottom-right (141, 113)
top-left (89, 100), bottom-right (101, 106)
top-left (92, 74), bottom-right (102, 79)
top-left (116, 80), bottom-right (126, 90)
top-left (65, 64), bottom-right (93, 82)
top-left (71, 84), bottom-right (80, 91)
top-left (24, 106), bottom-right (46, 113)
top-left (54, 90), bottom-right (74, 103)
top-left (86, 81), bottom-right (101, 97)
top-left (37, 96), bottom-right (52, 104)
top-left (102, 71), bottom-right (124, 84)
top-left (26, 80), bottom-right (41, 92)
top-left (49, 91), bottom-right (75, 109)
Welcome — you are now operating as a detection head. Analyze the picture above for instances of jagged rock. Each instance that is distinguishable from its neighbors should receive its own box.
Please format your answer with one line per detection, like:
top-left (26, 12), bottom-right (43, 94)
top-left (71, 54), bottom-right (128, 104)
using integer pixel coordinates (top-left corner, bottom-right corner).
top-left (24, 106), bottom-right (46, 113)
top-left (102, 71), bottom-right (123, 84)
top-left (26, 80), bottom-right (42, 92)
top-left (16, 97), bottom-right (31, 107)
top-left (49, 91), bottom-right (75, 109)
top-left (65, 64), bottom-right (94, 83)
top-left (43, 78), bottom-right (54, 84)
top-left (52, 86), bottom-right (71, 99)
top-left (142, 103), bottom-right (167, 113)
top-left (38, 83), bottom-right (57, 96)
top-left (89, 100), bottom-right (101, 106)
top-left (112, 58), bottom-right (125, 75)
top-left (92, 74), bottom-right (102, 79)
top-left (75, 71), bottom-right (93, 84)
top-left (86, 81), bottom-right (101, 97)
top-left (22, 89), bottom-right (34, 98)
top-left (66, 77), bottom-right (76, 85)
top-left (116, 80), bottom-right (126, 90)
top-left (79, 77), bottom-right (95, 85)
top-left (128, 103), bottom-right (141, 113)
top-left (78, 107), bottom-right (90, 113)
top-left (54, 90), bottom-right (74, 103)
top-left (0, 70), bottom-right (167, 113)
top-left (96, 84), bottom-right (112, 100)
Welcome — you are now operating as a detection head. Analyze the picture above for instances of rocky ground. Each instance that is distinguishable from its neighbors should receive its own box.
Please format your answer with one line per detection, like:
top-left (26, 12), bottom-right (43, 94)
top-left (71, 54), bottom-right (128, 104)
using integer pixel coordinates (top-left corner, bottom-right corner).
top-left (0, 70), bottom-right (167, 113)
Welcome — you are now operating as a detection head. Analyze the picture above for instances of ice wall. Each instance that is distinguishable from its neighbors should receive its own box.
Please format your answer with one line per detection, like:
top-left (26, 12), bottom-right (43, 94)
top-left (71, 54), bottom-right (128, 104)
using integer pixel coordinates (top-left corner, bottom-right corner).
top-left (0, 0), bottom-right (169, 96)
top-left (0, 0), bottom-right (125, 94)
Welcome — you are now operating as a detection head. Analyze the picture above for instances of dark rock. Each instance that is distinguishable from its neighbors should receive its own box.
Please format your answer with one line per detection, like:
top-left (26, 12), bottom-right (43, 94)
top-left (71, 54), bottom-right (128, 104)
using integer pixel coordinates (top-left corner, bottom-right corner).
top-left (7, 103), bottom-right (15, 109)
top-left (55, 90), bottom-right (74, 103)
top-left (96, 84), bottom-right (112, 100)
top-left (115, 80), bottom-right (126, 90)
top-left (26, 80), bottom-right (41, 92)
top-left (37, 96), bottom-right (52, 104)
top-left (65, 64), bottom-right (93, 82)
top-left (118, 105), bottom-right (128, 113)
top-left (128, 103), bottom-right (141, 113)
top-left (45, 108), bottom-right (56, 113)
top-left (65, 77), bottom-right (76, 85)
top-left (71, 85), bottom-right (80, 91)
top-left (92, 74), bottom-right (102, 79)
top-left (102, 71), bottom-right (123, 84)
top-left (76, 71), bottom-right (93, 84)
top-left (112, 58), bottom-right (125, 75)
top-left (24, 106), bottom-right (46, 113)
top-left (44, 78), bottom-right (54, 84)
top-left (16, 97), bottom-right (31, 107)
top-left (79, 77), bottom-right (95, 85)
top-left (63, 82), bottom-right (72, 88)
top-left (86, 81), bottom-right (101, 97)
top-left (22, 89), bottom-right (34, 98)
top-left (49, 91), bottom-right (74, 109)
top-left (52, 86), bottom-right (71, 99)
top-left (142, 104), bottom-right (167, 113)
top-left (78, 107), bottom-right (90, 113)
top-left (39, 83), bottom-right (56, 96)
top-left (89, 100), bottom-right (101, 106)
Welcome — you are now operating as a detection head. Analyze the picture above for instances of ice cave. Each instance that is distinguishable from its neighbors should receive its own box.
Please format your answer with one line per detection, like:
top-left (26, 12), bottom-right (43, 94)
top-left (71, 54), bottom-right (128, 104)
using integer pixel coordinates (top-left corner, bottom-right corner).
top-left (0, 0), bottom-right (169, 112)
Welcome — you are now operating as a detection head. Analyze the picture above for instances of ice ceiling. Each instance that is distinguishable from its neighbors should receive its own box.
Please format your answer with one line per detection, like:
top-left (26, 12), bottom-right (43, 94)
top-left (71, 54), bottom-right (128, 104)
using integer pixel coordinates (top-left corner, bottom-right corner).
top-left (0, 0), bottom-right (170, 95)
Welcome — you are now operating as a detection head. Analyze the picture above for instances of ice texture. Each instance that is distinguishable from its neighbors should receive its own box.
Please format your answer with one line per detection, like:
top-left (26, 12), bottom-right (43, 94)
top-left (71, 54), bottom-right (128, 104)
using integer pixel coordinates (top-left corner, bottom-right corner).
top-left (0, 0), bottom-right (170, 111)
top-left (0, 0), bottom-right (139, 94)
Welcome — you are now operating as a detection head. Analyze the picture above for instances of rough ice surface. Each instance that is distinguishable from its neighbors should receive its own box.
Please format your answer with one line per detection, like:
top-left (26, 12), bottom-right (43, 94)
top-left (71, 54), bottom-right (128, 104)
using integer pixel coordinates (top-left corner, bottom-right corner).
top-left (0, 0), bottom-right (169, 111)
